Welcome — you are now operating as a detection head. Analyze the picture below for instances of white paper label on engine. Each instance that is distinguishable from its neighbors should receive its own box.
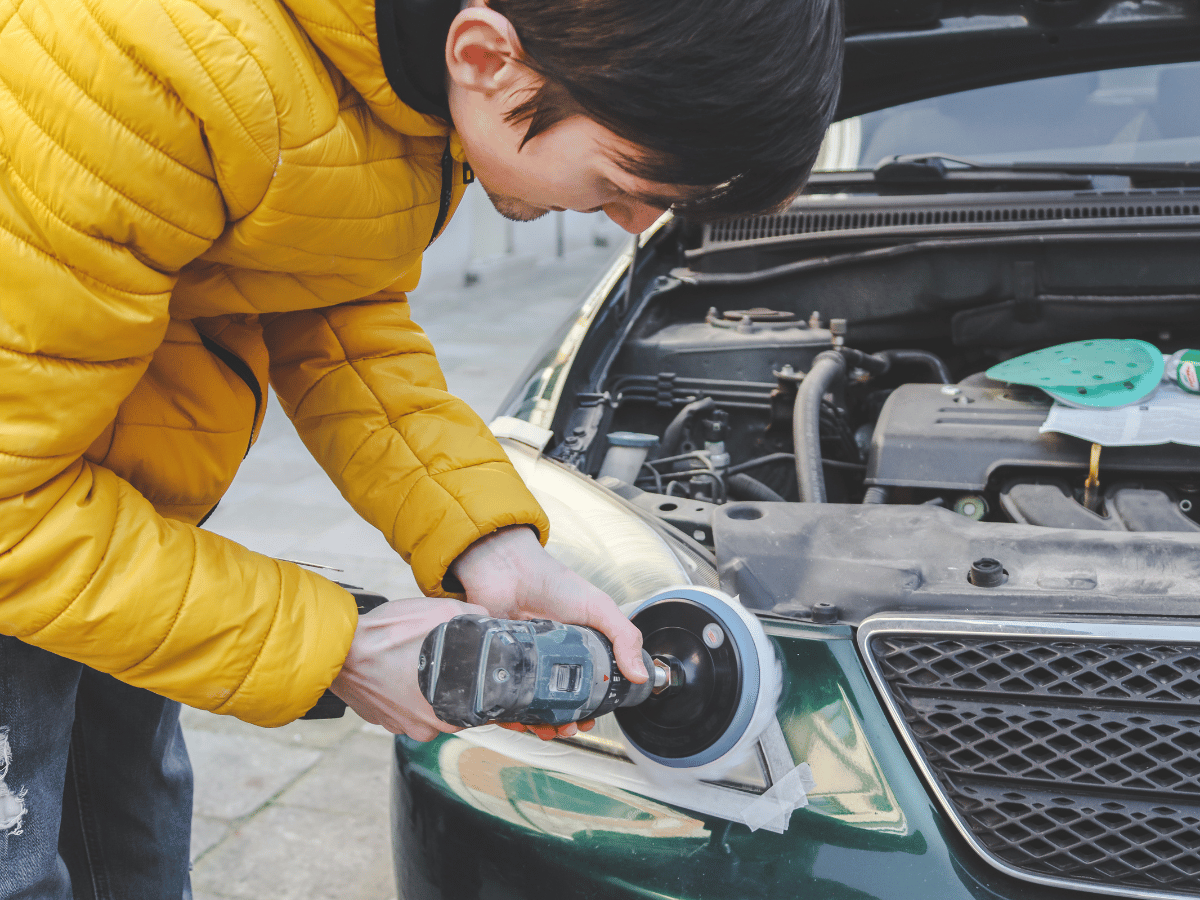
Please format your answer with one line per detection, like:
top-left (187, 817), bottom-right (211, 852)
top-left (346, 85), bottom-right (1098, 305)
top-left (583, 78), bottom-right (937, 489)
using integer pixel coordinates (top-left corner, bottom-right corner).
top-left (1041, 380), bottom-right (1200, 447)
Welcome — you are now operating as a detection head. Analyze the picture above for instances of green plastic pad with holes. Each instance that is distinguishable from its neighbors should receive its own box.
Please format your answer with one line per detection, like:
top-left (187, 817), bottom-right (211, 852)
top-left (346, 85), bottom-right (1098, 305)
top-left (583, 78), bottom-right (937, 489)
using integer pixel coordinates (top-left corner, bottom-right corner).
top-left (986, 339), bottom-right (1165, 409)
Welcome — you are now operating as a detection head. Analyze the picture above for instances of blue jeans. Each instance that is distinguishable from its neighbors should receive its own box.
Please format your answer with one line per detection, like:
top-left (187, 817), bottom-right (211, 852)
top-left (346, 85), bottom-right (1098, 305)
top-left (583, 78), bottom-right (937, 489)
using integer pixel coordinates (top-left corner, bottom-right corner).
top-left (0, 637), bottom-right (192, 899)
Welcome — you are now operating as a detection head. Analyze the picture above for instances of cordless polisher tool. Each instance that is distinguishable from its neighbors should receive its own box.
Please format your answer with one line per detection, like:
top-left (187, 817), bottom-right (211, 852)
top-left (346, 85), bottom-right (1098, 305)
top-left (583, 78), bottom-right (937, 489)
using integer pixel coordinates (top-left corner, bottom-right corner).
top-left (418, 587), bottom-right (780, 775)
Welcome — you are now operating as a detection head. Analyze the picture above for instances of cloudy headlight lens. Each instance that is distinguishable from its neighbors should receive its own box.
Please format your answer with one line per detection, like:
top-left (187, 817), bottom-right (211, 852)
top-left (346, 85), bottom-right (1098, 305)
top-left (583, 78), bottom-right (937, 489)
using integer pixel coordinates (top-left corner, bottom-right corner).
top-left (499, 439), bottom-right (717, 604)
top-left (469, 437), bottom-right (775, 800)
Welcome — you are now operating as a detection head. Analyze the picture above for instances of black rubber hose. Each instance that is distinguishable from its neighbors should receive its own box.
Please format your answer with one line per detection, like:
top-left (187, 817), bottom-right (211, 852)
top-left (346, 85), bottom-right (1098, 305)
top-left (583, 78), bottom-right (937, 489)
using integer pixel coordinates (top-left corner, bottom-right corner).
top-left (655, 397), bottom-right (716, 460)
top-left (838, 346), bottom-right (890, 376)
top-left (726, 473), bottom-right (785, 502)
top-left (793, 351), bottom-right (847, 503)
top-left (878, 349), bottom-right (952, 384)
top-left (726, 452), bottom-right (795, 476)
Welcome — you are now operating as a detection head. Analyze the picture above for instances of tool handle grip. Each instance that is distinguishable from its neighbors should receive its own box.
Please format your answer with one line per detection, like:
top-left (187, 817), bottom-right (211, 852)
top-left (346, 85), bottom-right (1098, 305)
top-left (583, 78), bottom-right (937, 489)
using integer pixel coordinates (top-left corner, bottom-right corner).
top-left (418, 615), bottom-right (652, 728)
top-left (300, 587), bottom-right (389, 720)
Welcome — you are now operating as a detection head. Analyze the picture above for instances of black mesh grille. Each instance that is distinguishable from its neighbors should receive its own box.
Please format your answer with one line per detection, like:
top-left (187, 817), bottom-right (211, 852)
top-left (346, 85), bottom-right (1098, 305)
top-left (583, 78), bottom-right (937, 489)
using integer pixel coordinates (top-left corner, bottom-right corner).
top-left (871, 634), bottom-right (1200, 896)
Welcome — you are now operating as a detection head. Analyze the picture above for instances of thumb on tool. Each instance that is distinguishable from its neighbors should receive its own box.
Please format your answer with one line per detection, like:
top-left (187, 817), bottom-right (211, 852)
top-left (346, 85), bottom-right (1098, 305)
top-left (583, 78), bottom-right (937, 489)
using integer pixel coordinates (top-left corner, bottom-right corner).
top-left (583, 597), bottom-right (648, 683)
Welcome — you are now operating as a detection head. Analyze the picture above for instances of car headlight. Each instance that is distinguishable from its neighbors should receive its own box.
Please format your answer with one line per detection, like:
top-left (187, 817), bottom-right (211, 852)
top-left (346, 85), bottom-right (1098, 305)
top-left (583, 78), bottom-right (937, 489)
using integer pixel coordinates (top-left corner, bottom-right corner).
top-left (495, 433), bottom-right (718, 603)
top-left (490, 429), bottom-right (775, 793)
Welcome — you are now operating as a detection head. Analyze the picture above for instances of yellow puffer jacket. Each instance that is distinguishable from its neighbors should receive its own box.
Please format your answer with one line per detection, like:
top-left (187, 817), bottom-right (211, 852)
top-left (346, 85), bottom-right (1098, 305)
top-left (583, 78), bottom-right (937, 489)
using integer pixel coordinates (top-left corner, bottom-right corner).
top-left (0, 0), bottom-right (549, 726)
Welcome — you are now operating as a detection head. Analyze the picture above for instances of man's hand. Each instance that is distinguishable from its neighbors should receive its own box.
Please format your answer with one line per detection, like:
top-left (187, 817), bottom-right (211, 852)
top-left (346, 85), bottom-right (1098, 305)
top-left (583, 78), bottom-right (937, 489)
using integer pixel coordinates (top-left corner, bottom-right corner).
top-left (451, 525), bottom-right (648, 741)
top-left (330, 597), bottom-right (489, 741)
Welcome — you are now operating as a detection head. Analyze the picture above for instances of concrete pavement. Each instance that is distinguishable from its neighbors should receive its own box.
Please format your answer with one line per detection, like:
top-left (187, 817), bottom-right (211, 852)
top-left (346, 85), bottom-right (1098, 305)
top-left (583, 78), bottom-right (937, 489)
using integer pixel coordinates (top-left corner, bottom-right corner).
top-left (185, 217), bottom-right (625, 900)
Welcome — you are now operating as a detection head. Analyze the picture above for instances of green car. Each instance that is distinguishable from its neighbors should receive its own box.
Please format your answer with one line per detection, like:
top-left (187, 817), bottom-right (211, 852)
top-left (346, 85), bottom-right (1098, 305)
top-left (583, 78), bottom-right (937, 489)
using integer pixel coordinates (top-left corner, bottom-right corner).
top-left (392, 4), bottom-right (1200, 898)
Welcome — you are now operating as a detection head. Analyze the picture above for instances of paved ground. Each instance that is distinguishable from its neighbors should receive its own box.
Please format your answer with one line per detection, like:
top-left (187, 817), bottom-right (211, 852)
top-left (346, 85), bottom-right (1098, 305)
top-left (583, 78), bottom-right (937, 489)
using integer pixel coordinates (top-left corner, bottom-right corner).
top-left (185, 214), bottom-right (625, 900)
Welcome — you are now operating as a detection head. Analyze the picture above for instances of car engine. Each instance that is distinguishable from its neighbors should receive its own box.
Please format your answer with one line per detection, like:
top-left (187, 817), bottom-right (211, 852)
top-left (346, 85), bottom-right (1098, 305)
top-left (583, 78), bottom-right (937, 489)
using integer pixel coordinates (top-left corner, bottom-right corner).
top-left (559, 303), bottom-right (1200, 540)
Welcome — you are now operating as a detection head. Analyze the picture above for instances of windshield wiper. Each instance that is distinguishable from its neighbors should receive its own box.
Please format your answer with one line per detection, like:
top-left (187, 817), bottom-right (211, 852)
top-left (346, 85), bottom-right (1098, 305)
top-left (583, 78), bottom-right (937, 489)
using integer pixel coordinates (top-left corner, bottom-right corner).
top-left (874, 154), bottom-right (1096, 188)
top-left (808, 154), bottom-right (1200, 194)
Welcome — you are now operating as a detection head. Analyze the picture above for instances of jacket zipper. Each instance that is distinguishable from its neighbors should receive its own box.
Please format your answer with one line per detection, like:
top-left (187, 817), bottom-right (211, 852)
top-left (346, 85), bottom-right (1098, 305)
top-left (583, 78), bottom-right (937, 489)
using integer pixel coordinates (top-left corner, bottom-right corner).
top-left (198, 332), bottom-right (263, 458)
top-left (196, 333), bottom-right (264, 528)
top-left (428, 140), bottom-right (456, 247)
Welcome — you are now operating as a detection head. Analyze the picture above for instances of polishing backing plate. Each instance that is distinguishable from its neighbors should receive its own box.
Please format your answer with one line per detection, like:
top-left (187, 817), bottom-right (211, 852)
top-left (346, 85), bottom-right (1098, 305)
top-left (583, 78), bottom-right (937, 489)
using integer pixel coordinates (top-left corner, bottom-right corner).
top-left (616, 587), bottom-right (780, 777)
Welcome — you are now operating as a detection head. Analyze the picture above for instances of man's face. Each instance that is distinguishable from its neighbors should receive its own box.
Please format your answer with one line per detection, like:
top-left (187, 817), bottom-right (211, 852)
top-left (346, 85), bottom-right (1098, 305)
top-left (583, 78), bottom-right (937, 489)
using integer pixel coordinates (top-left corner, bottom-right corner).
top-left (455, 102), bottom-right (679, 234)
top-left (467, 114), bottom-right (680, 233)
top-left (444, 8), bottom-right (685, 234)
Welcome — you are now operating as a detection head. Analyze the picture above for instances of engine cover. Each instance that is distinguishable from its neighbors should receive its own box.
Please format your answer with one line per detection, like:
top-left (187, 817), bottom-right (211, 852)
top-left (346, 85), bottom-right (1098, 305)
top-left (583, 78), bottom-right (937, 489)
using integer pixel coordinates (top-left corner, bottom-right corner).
top-left (866, 380), bottom-right (1200, 491)
top-left (616, 315), bottom-right (833, 384)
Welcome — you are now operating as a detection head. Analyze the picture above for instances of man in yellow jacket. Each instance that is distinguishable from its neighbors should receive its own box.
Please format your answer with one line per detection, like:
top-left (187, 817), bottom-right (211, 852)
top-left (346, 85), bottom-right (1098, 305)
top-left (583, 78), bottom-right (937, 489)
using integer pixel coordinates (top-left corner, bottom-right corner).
top-left (0, 0), bottom-right (841, 893)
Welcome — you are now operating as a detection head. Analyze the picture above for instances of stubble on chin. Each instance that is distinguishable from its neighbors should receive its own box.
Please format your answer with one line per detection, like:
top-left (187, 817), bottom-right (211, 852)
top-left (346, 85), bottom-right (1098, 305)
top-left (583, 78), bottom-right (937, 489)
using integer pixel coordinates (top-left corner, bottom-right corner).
top-left (483, 187), bottom-right (550, 222)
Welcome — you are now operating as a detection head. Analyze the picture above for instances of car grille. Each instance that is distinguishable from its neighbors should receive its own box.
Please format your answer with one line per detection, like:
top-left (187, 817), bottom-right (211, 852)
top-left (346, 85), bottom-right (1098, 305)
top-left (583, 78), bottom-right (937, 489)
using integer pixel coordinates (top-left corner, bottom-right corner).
top-left (860, 618), bottom-right (1200, 899)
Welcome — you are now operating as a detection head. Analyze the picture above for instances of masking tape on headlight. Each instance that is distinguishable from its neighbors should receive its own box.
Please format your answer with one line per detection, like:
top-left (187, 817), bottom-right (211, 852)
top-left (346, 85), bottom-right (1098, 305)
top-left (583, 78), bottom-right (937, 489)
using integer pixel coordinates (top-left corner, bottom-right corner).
top-left (454, 723), bottom-right (815, 834)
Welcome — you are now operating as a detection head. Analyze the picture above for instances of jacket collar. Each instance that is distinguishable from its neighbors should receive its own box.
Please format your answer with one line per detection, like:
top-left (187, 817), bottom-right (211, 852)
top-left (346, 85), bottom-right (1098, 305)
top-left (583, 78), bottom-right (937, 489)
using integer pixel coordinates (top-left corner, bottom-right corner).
top-left (375, 0), bottom-right (459, 121)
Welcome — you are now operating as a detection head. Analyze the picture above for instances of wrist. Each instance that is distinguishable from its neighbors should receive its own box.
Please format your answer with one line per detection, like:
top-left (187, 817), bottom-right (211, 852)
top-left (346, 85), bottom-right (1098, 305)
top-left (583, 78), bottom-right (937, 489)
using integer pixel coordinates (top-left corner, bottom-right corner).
top-left (449, 524), bottom-right (541, 598)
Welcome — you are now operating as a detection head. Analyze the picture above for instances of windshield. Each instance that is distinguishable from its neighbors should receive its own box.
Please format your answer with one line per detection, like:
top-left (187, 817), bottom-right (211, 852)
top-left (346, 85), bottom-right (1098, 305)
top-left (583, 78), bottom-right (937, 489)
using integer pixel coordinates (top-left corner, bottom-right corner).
top-left (818, 60), bottom-right (1200, 171)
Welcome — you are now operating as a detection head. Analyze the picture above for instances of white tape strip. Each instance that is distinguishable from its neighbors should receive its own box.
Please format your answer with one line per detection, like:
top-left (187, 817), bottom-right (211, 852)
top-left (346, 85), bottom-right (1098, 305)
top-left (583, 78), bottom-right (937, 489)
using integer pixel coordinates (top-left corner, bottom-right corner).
top-left (455, 720), bottom-right (813, 835)
top-left (741, 763), bottom-right (816, 832)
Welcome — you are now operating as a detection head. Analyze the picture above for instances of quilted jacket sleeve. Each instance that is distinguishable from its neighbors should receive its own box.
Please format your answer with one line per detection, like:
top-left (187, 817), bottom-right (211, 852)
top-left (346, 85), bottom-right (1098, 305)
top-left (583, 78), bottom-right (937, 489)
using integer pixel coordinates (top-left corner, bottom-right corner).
top-left (265, 295), bottom-right (551, 597)
top-left (0, 0), bottom-right (356, 725)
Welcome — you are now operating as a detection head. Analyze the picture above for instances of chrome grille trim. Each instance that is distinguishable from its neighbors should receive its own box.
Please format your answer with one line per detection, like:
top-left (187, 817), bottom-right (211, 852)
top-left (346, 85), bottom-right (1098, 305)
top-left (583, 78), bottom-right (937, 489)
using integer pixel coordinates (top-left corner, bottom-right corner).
top-left (858, 616), bottom-right (1200, 900)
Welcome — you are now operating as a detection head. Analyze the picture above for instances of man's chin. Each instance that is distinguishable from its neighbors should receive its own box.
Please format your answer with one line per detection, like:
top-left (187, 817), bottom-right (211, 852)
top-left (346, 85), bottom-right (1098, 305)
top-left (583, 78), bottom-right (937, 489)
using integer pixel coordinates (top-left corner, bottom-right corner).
top-left (484, 189), bottom-right (550, 223)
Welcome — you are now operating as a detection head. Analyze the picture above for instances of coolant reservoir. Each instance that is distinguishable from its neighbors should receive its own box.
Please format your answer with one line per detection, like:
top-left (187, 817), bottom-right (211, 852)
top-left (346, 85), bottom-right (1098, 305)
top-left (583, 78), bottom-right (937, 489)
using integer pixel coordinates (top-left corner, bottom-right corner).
top-left (598, 432), bottom-right (658, 484)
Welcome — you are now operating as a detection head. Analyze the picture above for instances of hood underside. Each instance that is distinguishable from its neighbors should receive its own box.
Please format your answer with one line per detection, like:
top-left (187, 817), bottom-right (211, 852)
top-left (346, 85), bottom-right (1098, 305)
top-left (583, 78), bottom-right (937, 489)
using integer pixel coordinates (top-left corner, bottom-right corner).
top-left (840, 0), bottom-right (1200, 118)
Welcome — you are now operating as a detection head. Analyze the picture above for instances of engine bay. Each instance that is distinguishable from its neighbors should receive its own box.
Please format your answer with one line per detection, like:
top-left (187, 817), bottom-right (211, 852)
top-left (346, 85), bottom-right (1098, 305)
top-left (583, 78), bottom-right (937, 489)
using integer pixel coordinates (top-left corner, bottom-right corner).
top-left (544, 227), bottom-right (1200, 543)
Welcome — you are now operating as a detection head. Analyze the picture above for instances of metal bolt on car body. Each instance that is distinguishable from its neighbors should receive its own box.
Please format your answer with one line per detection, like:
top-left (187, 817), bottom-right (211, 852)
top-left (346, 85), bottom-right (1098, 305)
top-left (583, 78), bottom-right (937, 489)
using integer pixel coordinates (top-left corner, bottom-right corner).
top-left (831, 318), bottom-right (847, 347)
top-left (1182, 499), bottom-right (1193, 513)
top-left (968, 558), bottom-right (1007, 587)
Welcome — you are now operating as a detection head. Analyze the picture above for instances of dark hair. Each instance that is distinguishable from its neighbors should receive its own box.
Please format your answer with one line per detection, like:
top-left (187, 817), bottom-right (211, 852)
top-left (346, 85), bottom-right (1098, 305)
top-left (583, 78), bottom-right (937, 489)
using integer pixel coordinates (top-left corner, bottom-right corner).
top-left (487, 0), bottom-right (844, 220)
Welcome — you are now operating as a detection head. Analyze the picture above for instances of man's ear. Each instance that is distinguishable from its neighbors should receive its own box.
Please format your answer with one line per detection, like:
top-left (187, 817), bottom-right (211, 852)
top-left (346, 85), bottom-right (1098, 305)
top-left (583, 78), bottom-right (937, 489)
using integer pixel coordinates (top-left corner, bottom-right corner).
top-left (445, 7), bottom-right (528, 98)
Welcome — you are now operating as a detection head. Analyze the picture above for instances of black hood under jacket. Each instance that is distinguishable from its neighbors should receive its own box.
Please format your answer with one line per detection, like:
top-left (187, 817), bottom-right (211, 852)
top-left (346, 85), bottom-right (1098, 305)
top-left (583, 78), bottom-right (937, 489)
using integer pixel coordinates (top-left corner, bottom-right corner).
top-left (375, 0), bottom-right (461, 120)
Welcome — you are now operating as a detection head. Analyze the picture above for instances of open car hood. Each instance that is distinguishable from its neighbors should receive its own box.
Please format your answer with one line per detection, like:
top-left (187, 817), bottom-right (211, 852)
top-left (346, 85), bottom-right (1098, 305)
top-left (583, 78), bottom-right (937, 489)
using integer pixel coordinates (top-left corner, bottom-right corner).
top-left (841, 0), bottom-right (1200, 118)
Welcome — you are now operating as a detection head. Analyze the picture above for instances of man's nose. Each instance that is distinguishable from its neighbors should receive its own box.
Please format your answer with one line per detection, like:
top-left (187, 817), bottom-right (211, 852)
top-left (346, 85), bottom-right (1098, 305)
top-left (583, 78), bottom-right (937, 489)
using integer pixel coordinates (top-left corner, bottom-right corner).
top-left (606, 201), bottom-right (667, 234)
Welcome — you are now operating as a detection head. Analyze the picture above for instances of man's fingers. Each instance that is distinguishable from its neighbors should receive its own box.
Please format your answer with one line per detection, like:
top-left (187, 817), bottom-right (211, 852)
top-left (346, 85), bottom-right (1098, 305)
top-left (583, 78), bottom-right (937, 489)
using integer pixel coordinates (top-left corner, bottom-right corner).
top-left (403, 724), bottom-right (442, 742)
top-left (493, 721), bottom-right (578, 739)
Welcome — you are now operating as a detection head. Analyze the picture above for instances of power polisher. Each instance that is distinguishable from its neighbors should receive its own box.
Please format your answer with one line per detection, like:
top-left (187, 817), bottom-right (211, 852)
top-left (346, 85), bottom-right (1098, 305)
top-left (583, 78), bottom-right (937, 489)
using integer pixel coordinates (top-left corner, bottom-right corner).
top-left (417, 587), bottom-right (780, 774)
